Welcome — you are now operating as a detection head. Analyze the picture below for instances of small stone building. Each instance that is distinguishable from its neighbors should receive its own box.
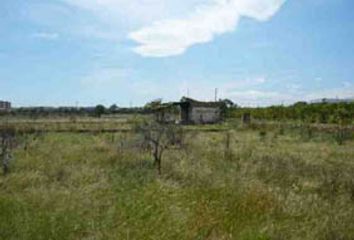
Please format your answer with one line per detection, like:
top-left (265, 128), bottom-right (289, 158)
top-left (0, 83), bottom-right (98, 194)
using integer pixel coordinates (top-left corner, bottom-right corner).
top-left (156, 97), bottom-right (225, 125)
top-left (0, 101), bottom-right (11, 111)
top-left (179, 97), bottom-right (225, 124)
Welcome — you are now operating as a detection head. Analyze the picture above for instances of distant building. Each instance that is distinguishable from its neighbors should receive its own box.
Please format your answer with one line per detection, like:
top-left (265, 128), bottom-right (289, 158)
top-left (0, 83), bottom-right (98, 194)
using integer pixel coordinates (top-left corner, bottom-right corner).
top-left (179, 97), bottom-right (225, 124)
top-left (0, 101), bottom-right (11, 111)
top-left (156, 97), bottom-right (225, 124)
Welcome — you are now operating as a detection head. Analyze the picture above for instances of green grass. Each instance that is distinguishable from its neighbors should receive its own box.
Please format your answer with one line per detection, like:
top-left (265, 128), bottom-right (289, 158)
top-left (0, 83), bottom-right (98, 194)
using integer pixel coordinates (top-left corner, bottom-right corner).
top-left (1, 125), bottom-right (354, 239)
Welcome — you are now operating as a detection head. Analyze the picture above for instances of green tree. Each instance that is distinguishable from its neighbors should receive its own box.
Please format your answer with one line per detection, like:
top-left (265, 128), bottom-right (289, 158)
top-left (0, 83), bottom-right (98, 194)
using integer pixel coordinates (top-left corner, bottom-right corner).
top-left (144, 99), bottom-right (162, 110)
top-left (109, 104), bottom-right (119, 113)
top-left (94, 105), bottom-right (106, 118)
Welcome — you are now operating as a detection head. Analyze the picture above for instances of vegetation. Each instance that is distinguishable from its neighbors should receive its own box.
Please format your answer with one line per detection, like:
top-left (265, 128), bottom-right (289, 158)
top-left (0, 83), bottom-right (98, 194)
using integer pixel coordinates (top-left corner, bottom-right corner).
top-left (0, 114), bottom-right (353, 239)
top-left (134, 120), bottom-right (184, 175)
top-left (0, 127), bottom-right (16, 175)
top-left (94, 105), bottom-right (106, 118)
top-left (1, 105), bottom-right (152, 119)
top-left (230, 102), bottom-right (354, 124)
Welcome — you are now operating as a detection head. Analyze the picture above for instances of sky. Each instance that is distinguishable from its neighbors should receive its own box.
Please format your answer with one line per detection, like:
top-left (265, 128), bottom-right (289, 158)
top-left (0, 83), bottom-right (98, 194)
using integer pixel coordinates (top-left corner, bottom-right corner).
top-left (0, 0), bottom-right (354, 107)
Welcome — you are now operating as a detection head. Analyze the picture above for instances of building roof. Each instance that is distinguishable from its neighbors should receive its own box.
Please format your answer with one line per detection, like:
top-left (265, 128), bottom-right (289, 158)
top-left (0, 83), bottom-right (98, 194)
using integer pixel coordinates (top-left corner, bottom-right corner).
top-left (153, 97), bottom-right (226, 112)
top-left (178, 97), bottom-right (225, 108)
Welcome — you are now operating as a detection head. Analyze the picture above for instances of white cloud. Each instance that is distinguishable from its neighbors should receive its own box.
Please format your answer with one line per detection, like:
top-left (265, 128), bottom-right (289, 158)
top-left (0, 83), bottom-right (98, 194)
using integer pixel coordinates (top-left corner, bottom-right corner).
top-left (60, 0), bottom-right (287, 57)
top-left (129, 0), bottom-right (287, 57)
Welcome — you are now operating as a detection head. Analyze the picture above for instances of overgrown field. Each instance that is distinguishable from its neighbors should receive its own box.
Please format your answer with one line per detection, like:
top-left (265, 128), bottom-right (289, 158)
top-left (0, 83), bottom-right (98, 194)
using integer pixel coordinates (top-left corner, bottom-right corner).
top-left (1, 121), bottom-right (354, 239)
top-left (0, 115), bottom-right (138, 133)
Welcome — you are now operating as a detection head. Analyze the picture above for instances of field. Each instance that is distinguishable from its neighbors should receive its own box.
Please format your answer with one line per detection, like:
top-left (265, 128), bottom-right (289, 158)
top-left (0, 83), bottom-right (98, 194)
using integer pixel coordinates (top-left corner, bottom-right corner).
top-left (1, 115), bottom-right (354, 239)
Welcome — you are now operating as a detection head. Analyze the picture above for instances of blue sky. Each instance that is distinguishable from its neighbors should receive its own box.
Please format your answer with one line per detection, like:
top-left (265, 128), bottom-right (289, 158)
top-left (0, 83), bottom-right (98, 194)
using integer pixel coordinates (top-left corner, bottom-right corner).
top-left (0, 0), bottom-right (354, 107)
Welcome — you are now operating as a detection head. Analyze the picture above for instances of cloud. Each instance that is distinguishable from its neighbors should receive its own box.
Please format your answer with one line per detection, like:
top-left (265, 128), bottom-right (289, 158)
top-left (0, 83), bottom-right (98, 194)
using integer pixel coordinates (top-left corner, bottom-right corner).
top-left (32, 32), bottom-right (59, 40)
top-left (57, 0), bottom-right (287, 57)
top-left (129, 0), bottom-right (287, 57)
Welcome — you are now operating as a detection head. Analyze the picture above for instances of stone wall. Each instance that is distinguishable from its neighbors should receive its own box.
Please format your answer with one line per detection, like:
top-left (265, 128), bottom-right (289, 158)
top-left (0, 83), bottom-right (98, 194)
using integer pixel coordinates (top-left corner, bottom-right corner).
top-left (189, 107), bottom-right (221, 124)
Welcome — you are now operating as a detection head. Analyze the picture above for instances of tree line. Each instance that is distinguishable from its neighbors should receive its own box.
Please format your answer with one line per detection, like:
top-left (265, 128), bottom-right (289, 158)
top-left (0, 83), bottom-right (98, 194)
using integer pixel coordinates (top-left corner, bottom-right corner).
top-left (1, 105), bottom-right (153, 118)
top-left (229, 102), bottom-right (354, 124)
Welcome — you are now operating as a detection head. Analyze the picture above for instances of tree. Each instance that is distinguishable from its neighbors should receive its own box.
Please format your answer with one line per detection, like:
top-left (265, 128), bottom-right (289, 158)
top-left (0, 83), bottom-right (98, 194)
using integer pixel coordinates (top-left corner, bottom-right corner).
top-left (135, 121), bottom-right (183, 175)
top-left (220, 99), bottom-right (237, 108)
top-left (335, 107), bottom-right (351, 125)
top-left (109, 104), bottom-right (119, 113)
top-left (94, 105), bottom-right (106, 118)
top-left (144, 99), bottom-right (162, 110)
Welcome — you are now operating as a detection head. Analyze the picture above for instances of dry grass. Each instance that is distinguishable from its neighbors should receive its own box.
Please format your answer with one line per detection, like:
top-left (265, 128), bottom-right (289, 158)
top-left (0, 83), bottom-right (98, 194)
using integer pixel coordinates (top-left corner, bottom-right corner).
top-left (0, 119), bottom-right (354, 239)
